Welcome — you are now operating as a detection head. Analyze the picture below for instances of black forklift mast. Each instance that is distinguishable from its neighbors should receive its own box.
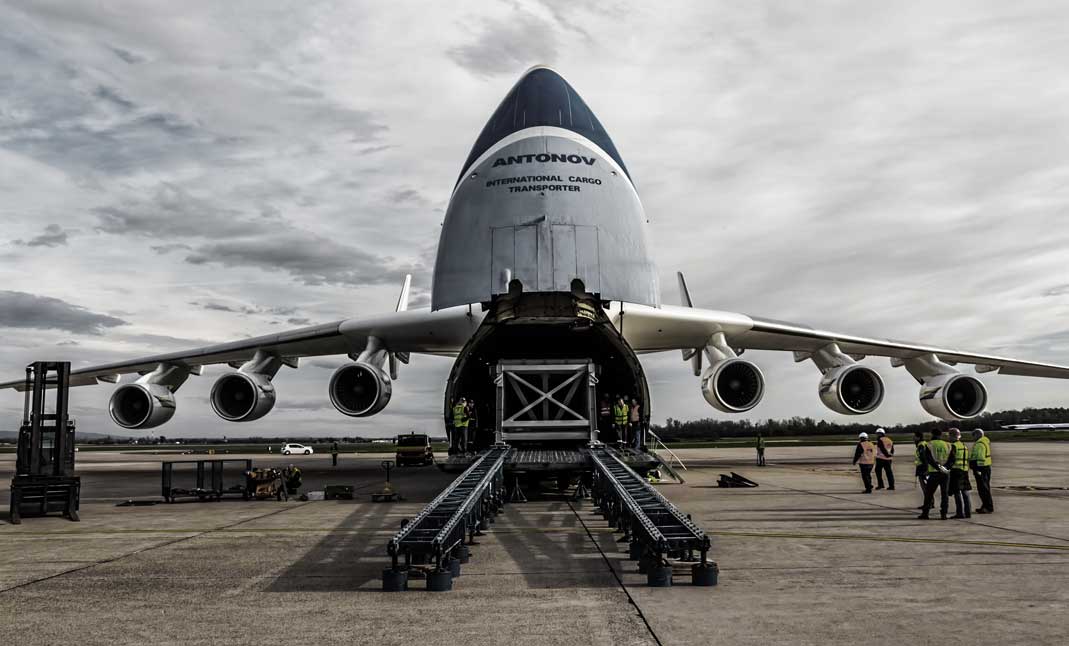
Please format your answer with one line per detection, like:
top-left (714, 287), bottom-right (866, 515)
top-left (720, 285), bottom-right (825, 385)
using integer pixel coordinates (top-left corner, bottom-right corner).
top-left (9, 361), bottom-right (80, 524)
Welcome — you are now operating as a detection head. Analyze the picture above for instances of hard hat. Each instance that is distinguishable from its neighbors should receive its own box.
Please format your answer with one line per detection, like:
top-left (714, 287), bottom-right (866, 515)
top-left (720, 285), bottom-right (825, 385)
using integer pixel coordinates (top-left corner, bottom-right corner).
top-left (858, 432), bottom-right (868, 439)
top-left (875, 428), bottom-right (886, 435)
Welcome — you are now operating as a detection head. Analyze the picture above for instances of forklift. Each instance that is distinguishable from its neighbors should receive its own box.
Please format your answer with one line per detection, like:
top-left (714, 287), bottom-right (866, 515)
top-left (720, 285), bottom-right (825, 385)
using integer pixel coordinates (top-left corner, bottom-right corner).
top-left (9, 362), bottom-right (80, 524)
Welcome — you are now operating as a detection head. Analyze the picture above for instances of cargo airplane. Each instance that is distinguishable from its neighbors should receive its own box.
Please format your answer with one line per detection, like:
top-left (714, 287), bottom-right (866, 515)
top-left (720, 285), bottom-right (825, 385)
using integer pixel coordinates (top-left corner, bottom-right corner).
top-left (5, 67), bottom-right (1069, 456)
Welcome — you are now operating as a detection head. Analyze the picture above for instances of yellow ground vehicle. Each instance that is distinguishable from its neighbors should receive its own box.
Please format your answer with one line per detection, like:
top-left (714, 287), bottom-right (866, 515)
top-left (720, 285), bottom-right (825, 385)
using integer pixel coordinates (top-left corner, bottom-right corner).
top-left (395, 433), bottom-right (434, 466)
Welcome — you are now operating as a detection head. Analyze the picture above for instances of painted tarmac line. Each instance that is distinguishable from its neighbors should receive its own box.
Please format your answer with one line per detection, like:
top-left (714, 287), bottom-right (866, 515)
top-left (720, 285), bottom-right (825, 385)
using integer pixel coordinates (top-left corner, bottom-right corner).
top-left (709, 529), bottom-right (1069, 551)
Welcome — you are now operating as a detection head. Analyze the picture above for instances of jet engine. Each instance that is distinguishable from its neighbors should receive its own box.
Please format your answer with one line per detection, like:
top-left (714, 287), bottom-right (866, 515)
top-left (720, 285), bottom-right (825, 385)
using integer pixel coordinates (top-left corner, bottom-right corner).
top-left (819, 365), bottom-right (885, 415)
top-left (329, 362), bottom-right (392, 417)
top-left (701, 358), bottom-right (765, 413)
top-left (210, 372), bottom-right (276, 422)
top-left (919, 373), bottom-right (988, 420)
top-left (109, 383), bottom-right (176, 429)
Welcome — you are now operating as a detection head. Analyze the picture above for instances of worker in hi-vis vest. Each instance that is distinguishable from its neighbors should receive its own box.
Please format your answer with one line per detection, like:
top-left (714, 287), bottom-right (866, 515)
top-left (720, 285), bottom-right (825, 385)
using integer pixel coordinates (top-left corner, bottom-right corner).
top-left (970, 428), bottom-right (994, 514)
top-left (852, 432), bottom-right (877, 493)
top-left (948, 428), bottom-right (972, 519)
top-left (755, 433), bottom-right (766, 467)
top-left (452, 397), bottom-right (469, 454)
top-left (873, 428), bottom-right (895, 490)
top-left (919, 428), bottom-right (955, 520)
top-left (613, 396), bottom-right (629, 446)
top-left (912, 431), bottom-right (929, 498)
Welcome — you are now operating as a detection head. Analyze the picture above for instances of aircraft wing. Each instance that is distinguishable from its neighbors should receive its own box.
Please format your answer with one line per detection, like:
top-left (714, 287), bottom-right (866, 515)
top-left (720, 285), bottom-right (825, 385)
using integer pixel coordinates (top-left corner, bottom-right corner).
top-left (618, 301), bottom-right (1069, 379)
top-left (0, 305), bottom-right (482, 391)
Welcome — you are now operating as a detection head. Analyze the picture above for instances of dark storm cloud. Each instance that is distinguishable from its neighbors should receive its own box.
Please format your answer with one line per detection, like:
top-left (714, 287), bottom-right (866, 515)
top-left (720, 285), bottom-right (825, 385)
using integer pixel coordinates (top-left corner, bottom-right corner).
top-left (189, 301), bottom-right (298, 317)
top-left (93, 184), bottom-right (249, 238)
top-left (109, 46), bottom-right (145, 64)
top-left (447, 11), bottom-right (558, 76)
top-left (0, 291), bottom-right (127, 335)
top-left (150, 243), bottom-right (193, 254)
top-left (184, 232), bottom-right (407, 287)
top-left (387, 187), bottom-right (429, 206)
top-left (14, 224), bottom-right (69, 247)
top-left (93, 85), bottom-right (136, 111)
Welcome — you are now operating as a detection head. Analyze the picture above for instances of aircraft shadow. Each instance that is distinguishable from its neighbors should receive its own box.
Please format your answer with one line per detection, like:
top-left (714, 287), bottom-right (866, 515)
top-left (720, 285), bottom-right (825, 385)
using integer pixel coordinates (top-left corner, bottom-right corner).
top-left (266, 503), bottom-right (397, 592)
top-left (492, 500), bottom-right (617, 589)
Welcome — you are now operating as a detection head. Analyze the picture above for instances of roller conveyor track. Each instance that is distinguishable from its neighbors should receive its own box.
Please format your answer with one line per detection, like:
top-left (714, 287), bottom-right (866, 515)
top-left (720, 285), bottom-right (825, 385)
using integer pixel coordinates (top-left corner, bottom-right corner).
top-left (588, 446), bottom-right (714, 580)
top-left (387, 446), bottom-right (510, 572)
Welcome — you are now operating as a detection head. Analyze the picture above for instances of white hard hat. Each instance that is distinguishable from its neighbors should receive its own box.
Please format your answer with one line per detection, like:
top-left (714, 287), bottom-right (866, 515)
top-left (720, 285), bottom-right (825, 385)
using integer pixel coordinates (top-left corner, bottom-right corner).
top-left (875, 428), bottom-right (886, 435)
top-left (858, 432), bottom-right (869, 439)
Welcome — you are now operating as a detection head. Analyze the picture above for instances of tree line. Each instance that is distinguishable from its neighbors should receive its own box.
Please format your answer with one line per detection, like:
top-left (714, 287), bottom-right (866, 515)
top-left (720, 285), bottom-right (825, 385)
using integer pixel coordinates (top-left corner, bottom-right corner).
top-left (650, 407), bottom-right (1069, 442)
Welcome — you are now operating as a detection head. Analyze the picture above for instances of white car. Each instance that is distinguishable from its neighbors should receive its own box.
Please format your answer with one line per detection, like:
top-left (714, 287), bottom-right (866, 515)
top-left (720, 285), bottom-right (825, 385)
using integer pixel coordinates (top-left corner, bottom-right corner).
top-left (281, 443), bottom-right (313, 455)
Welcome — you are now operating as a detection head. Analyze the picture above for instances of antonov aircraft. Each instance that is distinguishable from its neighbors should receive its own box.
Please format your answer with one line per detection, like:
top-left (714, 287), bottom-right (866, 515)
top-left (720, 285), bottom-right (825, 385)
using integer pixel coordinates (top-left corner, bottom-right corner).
top-left (5, 67), bottom-right (1069, 452)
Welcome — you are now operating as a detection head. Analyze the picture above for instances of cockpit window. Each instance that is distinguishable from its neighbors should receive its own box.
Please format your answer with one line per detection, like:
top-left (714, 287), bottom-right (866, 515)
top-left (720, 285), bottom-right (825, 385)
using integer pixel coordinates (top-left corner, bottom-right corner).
top-left (457, 68), bottom-right (631, 183)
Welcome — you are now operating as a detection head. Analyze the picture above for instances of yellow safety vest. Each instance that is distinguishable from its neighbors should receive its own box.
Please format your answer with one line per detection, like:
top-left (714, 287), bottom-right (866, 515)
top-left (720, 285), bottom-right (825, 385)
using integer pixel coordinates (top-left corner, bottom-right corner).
top-left (875, 436), bottom-right (893, 460)
top-left (951, 440), bottom-right (968, 471)
top-left (914, 440), bottom-right (928, 466)
top-left (928, 439), bottom-right (950, 473)
top-left (970, 437), bottom-right (992, 466)
top-left (452, 403), bottom-right (468, 428)
top-left (613, 403), bottom-right (629, 425)
top-left (857, 441), bottom-right (876, 465)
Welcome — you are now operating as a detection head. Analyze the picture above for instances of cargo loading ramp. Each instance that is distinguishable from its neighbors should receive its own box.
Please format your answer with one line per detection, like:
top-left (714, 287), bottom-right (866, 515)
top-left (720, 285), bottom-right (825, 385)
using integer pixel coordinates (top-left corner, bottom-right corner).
top-left (588, 446), bottom-right (717, 586)
top-left (384, 445), bottom-right (510, 591)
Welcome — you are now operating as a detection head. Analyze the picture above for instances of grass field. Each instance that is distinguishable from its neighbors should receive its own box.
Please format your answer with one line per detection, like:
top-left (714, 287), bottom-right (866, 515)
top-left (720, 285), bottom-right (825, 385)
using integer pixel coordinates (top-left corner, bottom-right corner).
top-left (1, 430), bottom-right (1065, 454)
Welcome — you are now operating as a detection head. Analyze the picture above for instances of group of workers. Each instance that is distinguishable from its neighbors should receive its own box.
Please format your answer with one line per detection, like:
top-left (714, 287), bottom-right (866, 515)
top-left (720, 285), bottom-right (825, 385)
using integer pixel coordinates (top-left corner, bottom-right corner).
top-left (852, 427), bottom-right (994, 519)
top-left (448, 393), bottom-right (647, 452)
top-left (599, 394), bottom-right (645, 448)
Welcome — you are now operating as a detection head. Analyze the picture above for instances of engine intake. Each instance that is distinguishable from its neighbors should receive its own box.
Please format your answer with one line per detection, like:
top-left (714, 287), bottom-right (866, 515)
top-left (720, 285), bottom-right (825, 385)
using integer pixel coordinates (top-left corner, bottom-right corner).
top-left (329, 362), bottom-right (392, 417)
top-left (210, 372), bottom-right (276, 422)
top-left (919, 373), bottom-right (988, 420)
top-left (819, 365), bottom-right (884, 415)
top-left (701, 358), bottom-right (764, 413)
top-left (109, 383), bottom-right (176, 429)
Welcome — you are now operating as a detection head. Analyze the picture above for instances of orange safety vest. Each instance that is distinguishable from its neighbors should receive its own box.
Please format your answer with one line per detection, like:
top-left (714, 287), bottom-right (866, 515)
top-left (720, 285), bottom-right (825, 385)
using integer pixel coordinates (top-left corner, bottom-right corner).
top-left (875, 436), bottom-right (894, 460)
top-left (857, 441), bottom-right (876, 465)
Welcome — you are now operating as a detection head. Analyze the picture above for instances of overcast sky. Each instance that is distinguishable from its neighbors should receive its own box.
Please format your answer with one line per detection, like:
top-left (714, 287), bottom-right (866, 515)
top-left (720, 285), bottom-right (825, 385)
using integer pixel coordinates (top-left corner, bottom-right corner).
top-left (2, 1), bottom-right (1068, 437)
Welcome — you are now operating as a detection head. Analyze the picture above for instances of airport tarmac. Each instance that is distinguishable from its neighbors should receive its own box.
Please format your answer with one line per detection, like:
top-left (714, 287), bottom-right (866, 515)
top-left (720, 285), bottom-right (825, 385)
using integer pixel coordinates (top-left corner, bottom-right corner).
top-left (1, 443), bottom-right (1067, 646)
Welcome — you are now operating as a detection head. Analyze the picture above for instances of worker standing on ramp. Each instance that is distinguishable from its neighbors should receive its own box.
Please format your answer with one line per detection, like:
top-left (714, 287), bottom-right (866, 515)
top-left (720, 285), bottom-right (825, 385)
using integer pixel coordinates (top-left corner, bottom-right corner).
top-left (613, 396), bottom-right (629, 447)
top-left (873, 428), bottom-right (895, 490)
top-left (331, 441), bottom-right (339, 467)
top-left (452, 397), bottom-right (469, 454)
top-left (755, 433), bottom-right (766, 467)
top-left (970, 428), bottom-right (994, 514)
top-left (918, 429), bottom-right (953, 520)
top-left (852, 432), bottom-right (876, 493)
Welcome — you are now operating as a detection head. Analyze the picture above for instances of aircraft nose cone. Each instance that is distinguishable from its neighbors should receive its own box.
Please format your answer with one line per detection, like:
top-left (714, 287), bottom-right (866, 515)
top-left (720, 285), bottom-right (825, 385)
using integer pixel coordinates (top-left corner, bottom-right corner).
top-left (458, 66), bottom-right (630, 182)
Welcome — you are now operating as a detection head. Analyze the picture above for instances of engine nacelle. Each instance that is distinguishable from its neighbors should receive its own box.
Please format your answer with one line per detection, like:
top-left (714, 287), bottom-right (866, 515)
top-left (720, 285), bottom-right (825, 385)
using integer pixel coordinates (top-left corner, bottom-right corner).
top-left (919, 373), bottom-right (988, 420)
top-left (701, 358), bottom-right (764, 413)
top-left (819, 365), bottom-right (885, 415)
top-left (329, 362), bottom-right (392, 417)
top-left (210, 372), bottom-right (276, 422)
top-left (109, 383), bottom-right (176, 430)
